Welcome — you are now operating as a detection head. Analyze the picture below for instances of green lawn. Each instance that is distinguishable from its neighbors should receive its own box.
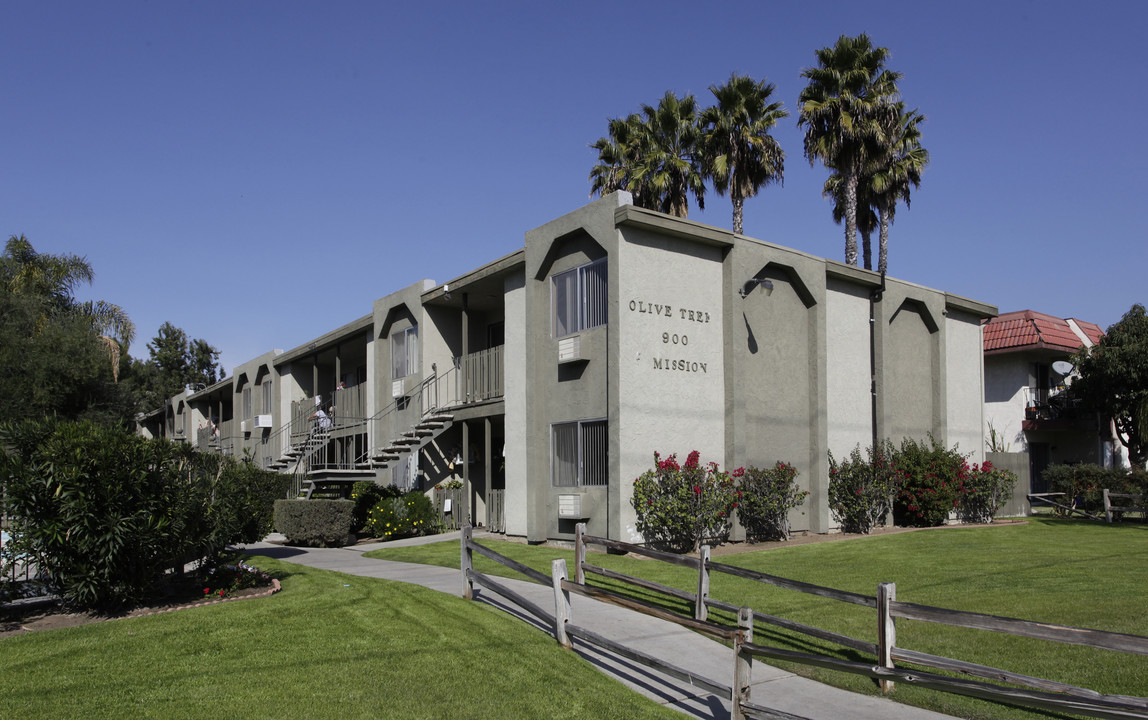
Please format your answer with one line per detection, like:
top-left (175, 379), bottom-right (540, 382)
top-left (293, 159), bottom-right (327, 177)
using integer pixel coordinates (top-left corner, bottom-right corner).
top-left (0, 557), bottom-right (681, 720)
top-left (367, 519), bottom-right (1148, 720)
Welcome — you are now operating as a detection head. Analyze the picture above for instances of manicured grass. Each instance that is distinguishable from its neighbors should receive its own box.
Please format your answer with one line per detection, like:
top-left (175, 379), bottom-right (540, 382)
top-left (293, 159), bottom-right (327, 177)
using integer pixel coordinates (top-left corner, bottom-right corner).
top-left (367, 519), bottom-right (1148, 720)
top-left (0, 557), bottom-right (682, 720)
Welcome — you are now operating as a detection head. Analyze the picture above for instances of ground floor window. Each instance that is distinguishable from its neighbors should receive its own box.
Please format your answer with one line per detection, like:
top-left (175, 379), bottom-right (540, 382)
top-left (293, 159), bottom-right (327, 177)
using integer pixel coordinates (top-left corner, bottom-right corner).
top-left (552, 419), bottom-right (607, 487)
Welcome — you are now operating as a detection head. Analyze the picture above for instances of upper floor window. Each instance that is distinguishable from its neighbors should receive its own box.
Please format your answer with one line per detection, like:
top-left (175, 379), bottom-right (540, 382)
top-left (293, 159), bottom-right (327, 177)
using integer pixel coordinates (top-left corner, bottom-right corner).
top-left (261, 379), bottom-right (273, 415)
top-left (552, 258), bottom-right (607, 338)
top-left (242, 387), bottom-right (252, 420)
top-left (392, 326), bottom-right (419, 379)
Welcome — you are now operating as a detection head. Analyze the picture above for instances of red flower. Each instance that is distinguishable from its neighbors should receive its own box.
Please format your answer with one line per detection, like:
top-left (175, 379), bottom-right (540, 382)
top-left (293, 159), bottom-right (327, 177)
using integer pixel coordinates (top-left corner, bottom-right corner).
top-left (693, 485), bottom-right (701, 494)
top-left (203, 588), bottom-right (210, 595)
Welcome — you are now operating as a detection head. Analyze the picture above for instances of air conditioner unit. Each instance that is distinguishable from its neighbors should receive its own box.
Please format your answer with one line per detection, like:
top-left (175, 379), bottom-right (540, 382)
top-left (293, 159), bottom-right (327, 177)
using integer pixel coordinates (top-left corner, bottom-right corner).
top-left (255, 414), bottom-right (273, 428)
top-left (558, 336), bottom-right (581, 364)
top-left (558, 494), bottom-right (586, 519)
top-left (240, 420), bottom-right (249, 433)
top-left (392, 379), bottom-right (406, 399)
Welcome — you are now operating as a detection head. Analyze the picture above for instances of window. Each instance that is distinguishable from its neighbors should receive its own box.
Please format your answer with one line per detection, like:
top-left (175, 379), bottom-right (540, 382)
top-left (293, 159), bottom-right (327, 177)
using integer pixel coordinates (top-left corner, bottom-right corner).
top-left (242, 387), bottom-right (252, 420)
top-left (392, 326), bottom-right (419, 378)
top-left (552, 259), bottom-right (607, 337)
top-left (262, 380), bottom-right (273, 415)
top-left (552, 419), bottom-right (608, 487)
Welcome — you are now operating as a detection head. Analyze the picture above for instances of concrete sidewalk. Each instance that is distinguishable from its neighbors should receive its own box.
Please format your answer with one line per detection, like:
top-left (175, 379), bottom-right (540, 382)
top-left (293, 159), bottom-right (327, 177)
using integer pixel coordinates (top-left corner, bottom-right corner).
top-left (242, 533), bottom-right (954, 720)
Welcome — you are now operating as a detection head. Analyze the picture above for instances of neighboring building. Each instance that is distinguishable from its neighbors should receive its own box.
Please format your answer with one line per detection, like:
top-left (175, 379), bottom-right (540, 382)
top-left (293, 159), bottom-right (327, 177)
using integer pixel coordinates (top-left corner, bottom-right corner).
top-left (141, 193), bottom-right (996, 543)
top-left (982, 310), bottom-right (1117, 498)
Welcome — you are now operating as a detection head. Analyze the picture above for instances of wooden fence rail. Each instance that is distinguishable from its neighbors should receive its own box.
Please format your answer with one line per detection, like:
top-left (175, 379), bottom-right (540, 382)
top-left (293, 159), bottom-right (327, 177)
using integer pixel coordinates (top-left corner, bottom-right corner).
top-left (1104, 489), bottom-right (1147, 523)
top-left (460, 525), bottom-right (1148, 720)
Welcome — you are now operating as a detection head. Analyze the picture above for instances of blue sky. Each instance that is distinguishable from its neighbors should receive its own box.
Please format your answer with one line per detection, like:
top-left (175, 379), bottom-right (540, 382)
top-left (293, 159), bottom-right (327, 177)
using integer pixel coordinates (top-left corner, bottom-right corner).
top-left (4, 1), bottom-right (1145, 373)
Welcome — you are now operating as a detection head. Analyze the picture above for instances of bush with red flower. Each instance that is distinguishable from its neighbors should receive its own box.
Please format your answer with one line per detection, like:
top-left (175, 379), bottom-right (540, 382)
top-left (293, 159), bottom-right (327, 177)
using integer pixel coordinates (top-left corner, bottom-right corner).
top-left (631, 451), bottom-right (736, 553)
top-left (736, 462), bottom-right (809, 541)
top-left (956, 460), bottom-right (1017, 524)
top-left (827, 442), bottom-right (898, 533)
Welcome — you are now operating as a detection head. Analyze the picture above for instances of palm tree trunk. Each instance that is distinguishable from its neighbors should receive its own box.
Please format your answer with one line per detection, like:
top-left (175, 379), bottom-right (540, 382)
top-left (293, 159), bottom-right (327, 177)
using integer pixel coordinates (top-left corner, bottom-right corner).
top-left (732, 195), bottom-right (744, 235)
top-left (843, 170), bottom-right (859, 266)
top-left (861, 229), bottom-right (873, 270)
top-left (878, 208), bottom-right (890, 275)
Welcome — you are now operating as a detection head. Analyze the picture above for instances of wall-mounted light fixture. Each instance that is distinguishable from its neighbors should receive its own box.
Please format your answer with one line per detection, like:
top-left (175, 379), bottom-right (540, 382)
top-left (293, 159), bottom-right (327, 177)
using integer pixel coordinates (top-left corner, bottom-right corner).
top-left (739, 277), bottom-right (774, 298)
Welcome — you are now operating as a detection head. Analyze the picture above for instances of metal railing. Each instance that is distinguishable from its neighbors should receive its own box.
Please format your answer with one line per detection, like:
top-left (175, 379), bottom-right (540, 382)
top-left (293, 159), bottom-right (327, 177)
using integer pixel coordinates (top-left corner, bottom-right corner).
top-left (454, 345), bottom-right (504, 404)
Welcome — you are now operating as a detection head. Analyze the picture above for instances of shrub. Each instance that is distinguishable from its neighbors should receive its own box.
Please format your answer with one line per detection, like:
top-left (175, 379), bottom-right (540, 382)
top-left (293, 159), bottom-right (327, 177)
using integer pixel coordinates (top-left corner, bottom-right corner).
top-left (956, 460), bottom-right (1018, 524)
top-left (1043, 463), bottom-right (1147, 517)
top-left (631, 451), bottom-right (736, 553)
top-left (0, 418), bottom-right (290, 611)
top-left (827, 442), bottom-right (898, 534)
top-left (363, 491), bottom-right (438, 540)
top-left (350, 481), bottom-right (401, 532)
top-left (892, 436), bottom-right (964, 527)
top-left (273, 499), bottom-right (356, 547)
top-left (736, 462), bottom-right (809, 541)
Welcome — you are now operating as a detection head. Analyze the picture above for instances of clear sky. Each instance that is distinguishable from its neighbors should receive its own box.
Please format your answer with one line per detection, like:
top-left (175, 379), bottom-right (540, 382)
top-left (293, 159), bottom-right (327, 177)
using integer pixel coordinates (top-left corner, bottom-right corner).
top-left (4, 1), bottom-right (1145, 373)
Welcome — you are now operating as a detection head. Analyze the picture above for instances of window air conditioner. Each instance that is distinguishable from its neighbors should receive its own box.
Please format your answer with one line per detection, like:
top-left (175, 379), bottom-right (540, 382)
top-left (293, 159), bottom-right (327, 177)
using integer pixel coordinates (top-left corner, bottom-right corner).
top-left (392, 379), bottom-right (405, 399)
top-left (558, 336), bottom-right (581, 364)
top-left (255, 414), bottom-right (273, 428)
top-left (240, 420), bottom-right (249, 433)
top-left (558, 494), bottom-right (586, 519)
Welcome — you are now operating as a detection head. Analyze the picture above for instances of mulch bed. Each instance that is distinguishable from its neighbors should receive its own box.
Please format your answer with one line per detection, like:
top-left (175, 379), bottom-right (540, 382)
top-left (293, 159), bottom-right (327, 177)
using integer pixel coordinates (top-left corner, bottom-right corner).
top-left (0, 575), bottom-right (280, 639)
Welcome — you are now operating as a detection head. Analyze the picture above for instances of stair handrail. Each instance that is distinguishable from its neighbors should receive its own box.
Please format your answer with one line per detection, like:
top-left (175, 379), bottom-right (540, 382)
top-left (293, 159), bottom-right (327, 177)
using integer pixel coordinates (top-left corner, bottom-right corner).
top-left (370, 362), bottom-right (460, 456)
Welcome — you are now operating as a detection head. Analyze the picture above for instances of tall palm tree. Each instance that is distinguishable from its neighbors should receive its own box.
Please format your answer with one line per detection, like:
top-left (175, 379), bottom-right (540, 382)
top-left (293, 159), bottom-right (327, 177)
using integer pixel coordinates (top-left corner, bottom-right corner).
top-left (3, 234), bottom-right (135, 379)
top-left (590, 92), bottom-right (706, 218)
top-left (700, 74), bottom-right (788, 235)
top-left (869, 106), bottom-right (928, 275)
top-left (823, 170), bottom-right (879, 268)
top-left (798, 34), bottom-right (901, 267)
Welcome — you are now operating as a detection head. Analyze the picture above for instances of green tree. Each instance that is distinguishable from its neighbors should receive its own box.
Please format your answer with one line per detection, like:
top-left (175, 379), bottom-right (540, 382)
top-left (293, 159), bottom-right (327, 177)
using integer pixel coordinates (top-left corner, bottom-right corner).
top-left (869, 105), bottom-right (928, 275)
top-left (146, 321), bottom-right (223, 399)
top-left (700, 73), bottom-right (787, 235)
top-left (798, 34), bottom-right (901, 267)
top-left (1072, 304), bottom-right (1148, 466)
top-left (590, 92), bottom-right (706, 218)
top-left (2, 235), bottom-right (134, 378)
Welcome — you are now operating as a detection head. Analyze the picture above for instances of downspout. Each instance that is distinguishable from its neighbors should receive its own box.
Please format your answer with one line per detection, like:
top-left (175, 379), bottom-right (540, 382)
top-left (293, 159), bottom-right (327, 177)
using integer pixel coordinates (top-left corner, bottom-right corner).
top-left (869, 272), bottom-right (886, 452)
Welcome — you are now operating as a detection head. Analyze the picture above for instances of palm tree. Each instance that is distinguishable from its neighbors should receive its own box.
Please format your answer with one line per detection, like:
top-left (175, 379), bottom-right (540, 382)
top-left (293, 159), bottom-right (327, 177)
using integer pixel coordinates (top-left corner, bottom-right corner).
top-left (700, 74), bottom-right (787, 235)
top-left (590, 92), bottom-right (706, 218)
top-left (869, 106), bottom-right (928, 275)
top-left (798, 34), bottom-right (901, 266)
top-left (823, 170), bottom-right (879, 268)
top-left (3, 235), bottom-right (135, 379)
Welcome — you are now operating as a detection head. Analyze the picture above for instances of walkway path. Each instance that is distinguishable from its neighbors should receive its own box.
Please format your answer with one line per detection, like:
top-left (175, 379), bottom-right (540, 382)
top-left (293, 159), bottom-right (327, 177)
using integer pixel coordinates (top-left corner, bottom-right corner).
top-left (242, 533), bottom-right (955, 720)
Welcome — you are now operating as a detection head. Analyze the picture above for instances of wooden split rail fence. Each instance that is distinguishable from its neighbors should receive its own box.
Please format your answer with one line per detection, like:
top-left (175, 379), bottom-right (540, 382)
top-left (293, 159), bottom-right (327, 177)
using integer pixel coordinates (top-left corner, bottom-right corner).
top-left (1104, 490), bottom-right (1147, 523)
top-left (459, 524), bottom-right (1148, 720)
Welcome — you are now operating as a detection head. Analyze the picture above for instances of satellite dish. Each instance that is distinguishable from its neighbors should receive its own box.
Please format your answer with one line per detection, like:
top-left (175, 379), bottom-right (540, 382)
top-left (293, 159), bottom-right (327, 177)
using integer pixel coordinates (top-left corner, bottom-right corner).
top-left (1051, 360), bottom-right (1074, 375)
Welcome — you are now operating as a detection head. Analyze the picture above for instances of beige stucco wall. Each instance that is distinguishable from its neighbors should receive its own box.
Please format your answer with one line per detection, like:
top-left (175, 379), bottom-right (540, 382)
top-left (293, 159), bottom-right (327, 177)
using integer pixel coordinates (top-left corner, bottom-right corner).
top-left (615, 225), bottom-right (726, 542)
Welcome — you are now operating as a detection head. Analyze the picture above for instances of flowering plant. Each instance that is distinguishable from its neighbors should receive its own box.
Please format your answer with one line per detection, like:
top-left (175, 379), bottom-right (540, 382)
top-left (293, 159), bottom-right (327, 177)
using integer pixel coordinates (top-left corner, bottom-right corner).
top-left (736, 462), bottom-right (809, 541)
top-left (364, 491), bottom-right (440, 540)
top-left (955, 461), bottom-right (1017, 524)
top-left (631, 451), bottom-right (736, 553)
top-left (200, 562), bottom-right (269, 599)
top-left (827, 442), bottom-right (898, 534)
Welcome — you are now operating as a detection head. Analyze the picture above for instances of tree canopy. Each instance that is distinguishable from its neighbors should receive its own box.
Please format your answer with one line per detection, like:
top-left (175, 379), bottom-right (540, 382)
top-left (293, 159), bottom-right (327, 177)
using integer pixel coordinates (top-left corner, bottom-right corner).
top-left (1072, 304), bottom-right (1148, 467)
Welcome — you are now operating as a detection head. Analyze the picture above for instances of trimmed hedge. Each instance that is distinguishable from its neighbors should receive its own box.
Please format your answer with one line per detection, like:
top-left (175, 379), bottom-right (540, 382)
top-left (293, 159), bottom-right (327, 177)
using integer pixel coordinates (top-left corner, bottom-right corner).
top-left (274, 499), bottom-right (356, 547)
top-left (1044, 463), bottom-right (1148, 517)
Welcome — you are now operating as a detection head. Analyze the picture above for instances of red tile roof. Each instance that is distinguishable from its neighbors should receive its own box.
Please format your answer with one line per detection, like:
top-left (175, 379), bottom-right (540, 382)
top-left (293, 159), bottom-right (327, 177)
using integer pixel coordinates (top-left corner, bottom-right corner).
top-left (983, 310), bottom-right (1102, 354)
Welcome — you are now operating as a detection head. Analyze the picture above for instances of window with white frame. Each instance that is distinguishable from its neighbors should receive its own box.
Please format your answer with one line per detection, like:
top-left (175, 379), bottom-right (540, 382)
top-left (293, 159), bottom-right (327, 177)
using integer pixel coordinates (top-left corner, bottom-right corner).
top-left (552, 258), bottom-right (607, 338)
top-left (551, 419), bottom-right (608, 487)
top-left (392, 326), bottom-right (419, 379)
top-left (261, 380), bottom-right (273, 415)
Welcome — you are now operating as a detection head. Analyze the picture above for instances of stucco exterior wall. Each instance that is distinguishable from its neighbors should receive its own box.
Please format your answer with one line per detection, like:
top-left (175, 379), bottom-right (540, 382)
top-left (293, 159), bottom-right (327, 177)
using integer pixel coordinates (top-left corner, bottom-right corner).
top-left (945, 308), bottom-right (986, 462)
top-left (615, 224), bottom-right (726, 542)
top-left (825, 278), bottom-right (874, 460)
top-left (503, 270), bottom-right (528, 536)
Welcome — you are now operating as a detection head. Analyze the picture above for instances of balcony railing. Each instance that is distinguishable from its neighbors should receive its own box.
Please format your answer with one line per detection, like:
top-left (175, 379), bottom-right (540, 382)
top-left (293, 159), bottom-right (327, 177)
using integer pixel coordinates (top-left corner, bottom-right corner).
top-left (454, 345), bottom-right (504, 404)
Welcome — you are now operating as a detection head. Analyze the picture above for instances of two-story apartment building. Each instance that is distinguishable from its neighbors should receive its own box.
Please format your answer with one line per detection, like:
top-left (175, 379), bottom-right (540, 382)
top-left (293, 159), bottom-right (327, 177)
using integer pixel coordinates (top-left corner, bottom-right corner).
top-left (142, 193), bottom-right (997, 543)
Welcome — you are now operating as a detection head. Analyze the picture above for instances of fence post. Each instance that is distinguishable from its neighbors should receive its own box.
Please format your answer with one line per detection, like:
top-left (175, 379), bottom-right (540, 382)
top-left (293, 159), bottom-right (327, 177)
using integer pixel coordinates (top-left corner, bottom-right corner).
top-left (553, 558), bottom-right (572, 649)
top-left (877, 581), bottom-right (896, 693)
top-left (460, 525), bottom-right (474, 600)
top-left (1104, 489), bottom-right (1112, 523)
top-left (695, 545), bottom-right (711, 621)
top-left (732, 606), bottom-right (753, 720)
top-left (574, 522), bottom-right (587, 586)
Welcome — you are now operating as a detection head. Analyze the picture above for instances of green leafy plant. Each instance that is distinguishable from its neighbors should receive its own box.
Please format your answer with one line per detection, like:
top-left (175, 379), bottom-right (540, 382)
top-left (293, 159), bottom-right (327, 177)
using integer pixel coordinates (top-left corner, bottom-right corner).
top-left (273, 499), bottom-right (355, 547)
top-left (631, 451), bottom-right (736, 553)
top-left (827, 442), bottom-right (897, 533)
top-left (350, 481), bottom-right (401, 532)
top-left (736, 462), bottom-right (808, 541)
top-left (364, 491), bottom-right (439, 540)
top-left (200, 561), bottom-right (271, 599)
top-left (955, 460), bottom-right (1017, 524)
top-left (892, 436), bottom-right (964, 527)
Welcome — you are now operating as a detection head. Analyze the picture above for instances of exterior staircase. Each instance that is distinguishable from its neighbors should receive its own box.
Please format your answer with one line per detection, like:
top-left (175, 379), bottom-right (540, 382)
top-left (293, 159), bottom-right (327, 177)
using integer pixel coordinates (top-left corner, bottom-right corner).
top-left (370, 412), bottom-right (454, 469)
top-left (270, 429), bottom-right (329, 471)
